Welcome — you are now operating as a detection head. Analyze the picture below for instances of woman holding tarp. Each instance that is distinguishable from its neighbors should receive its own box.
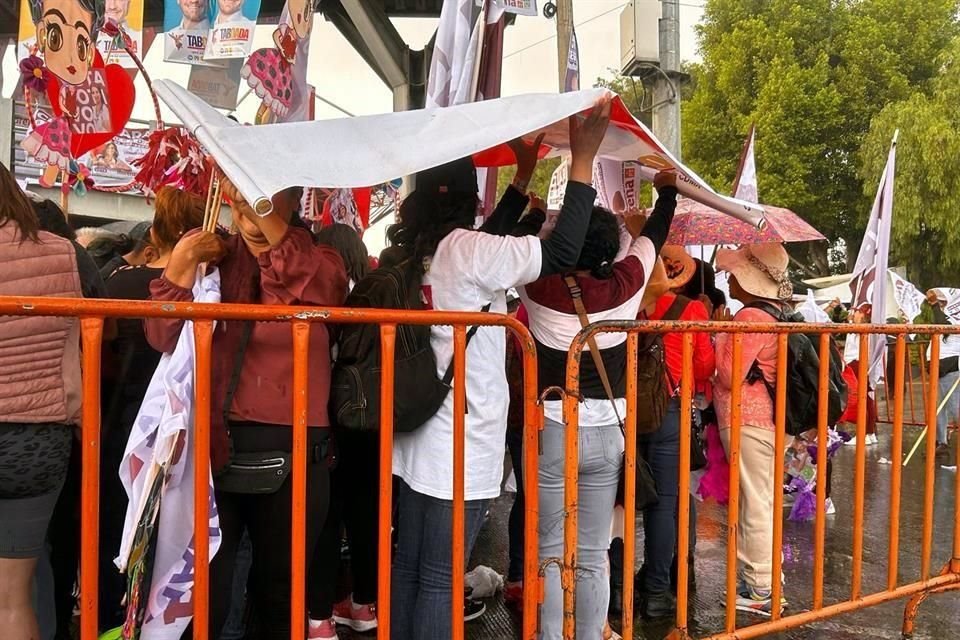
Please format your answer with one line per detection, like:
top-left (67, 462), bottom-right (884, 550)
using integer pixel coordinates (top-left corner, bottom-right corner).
top-left (144, 176), bottom-right (348, 640)
top-left (386, 98), bottom-right (611, 640)
top-left (519, 171), bottom-right (679, 638)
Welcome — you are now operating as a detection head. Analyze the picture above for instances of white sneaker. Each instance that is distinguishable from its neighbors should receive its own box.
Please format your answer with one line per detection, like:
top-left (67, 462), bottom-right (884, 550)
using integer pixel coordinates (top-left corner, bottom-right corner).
top-left (824, 498), bottom-right (836, 515)
top-left (866, 434), bottom-right (879, 446)
top-left (845, 436), bottom-right (858, 447)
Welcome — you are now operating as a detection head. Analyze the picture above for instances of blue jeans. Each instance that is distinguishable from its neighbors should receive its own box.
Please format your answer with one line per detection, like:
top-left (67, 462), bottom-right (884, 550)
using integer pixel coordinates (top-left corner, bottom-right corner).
top-left (938, 371), bottom-right (959, 446)
top-left (639, 398), bottom-right (680, 595)
top-left (539, 417), bottom-right (623, 640)
top-left (390, 480), bottom-right (488, 640)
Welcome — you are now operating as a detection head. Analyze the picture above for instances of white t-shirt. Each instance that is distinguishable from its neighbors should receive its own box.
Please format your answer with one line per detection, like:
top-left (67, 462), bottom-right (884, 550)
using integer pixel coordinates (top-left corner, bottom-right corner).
top-left (930, 333), bottom-right (960, 360)
top-left (392, 229), bottom-right (542, 501)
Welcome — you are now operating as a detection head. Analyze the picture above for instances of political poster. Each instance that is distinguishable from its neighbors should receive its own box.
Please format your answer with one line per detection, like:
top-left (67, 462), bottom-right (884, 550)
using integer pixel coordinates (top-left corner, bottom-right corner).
top-left (164, 0), bottom-right (215, 64)
top-left (69, 68), bottom-right (113, 134)
top-left (16, 0), bottom-right (37, 61)
top-left (81, 128), bottom-right (150, 187)
top-left (546, 159), bottom-right (569, 211)
top-left (205, 0), bottom-right (262, 60)
top-left (188, 59), bottom-right (243, 109)
top-left (97, 0), bottom-right (144, 68)
top-left (494, 0), bottom-right (537, 17)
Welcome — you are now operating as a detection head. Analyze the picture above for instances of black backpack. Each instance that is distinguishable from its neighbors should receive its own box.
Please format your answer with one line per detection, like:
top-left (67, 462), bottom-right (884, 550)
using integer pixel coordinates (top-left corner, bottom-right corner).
top-left (331, 260), bottom-right (486, 433)
top-left (746, 302), bottom-right (848, 436)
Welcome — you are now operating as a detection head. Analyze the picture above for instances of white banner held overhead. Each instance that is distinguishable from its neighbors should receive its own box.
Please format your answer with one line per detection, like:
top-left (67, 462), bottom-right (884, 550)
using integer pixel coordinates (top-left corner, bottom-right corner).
top-left (889, 271), bottom-right (925, 323)
top-left (849, 131), bottom-right (897, 384)
top-left (152, 79), bottom-right (767, 226)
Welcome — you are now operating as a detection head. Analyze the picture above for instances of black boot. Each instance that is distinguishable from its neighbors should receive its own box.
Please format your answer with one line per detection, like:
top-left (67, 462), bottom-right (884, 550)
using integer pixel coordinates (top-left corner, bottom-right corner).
top-left (641, 591), bottom-right (677, 620)
top-left (669, 554), bottom-right (697, 594)
top-left (608, 538), bottom-right (624, 617)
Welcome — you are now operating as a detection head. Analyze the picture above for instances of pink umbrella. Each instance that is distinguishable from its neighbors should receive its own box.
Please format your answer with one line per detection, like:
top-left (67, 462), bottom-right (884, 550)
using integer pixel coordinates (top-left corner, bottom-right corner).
top-left (661, 198), bottom-right (826, 245)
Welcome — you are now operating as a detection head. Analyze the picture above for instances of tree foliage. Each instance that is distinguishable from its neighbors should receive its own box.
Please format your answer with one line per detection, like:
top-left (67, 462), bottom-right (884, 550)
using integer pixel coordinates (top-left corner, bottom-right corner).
top-left (679, 0), bottom-right (960, 277)
top-left (860, 37), bottom-right (960, 287)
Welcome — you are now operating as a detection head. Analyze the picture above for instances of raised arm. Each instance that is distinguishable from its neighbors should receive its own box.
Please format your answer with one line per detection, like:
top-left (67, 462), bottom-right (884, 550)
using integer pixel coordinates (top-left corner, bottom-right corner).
top-left (538, 98), bottom-right (612, 278)
top-left (479, 133), bottom-right (544, 235)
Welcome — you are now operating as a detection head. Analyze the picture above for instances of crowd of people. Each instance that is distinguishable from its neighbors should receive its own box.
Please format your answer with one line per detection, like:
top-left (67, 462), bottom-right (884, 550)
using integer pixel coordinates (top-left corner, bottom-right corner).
top-left (0, 100), bottom-right (957, 640)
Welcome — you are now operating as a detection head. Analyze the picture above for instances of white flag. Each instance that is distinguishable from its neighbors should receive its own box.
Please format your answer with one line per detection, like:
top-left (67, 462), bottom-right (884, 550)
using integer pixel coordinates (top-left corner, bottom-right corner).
top-left (889, 271), bottom-right (925, 323)
top-left (116, 271), bottom-right (223, 639)
top-left (930, 288), bottom-right (960, 324)
top-left (798, 289), bottom-right (831, 323)
top-left (733, 125), bottom-right (758, 204)
top-left (426, 0), bottom-right (482, 108)
top-left (848, 132), bottom-right (897, 383)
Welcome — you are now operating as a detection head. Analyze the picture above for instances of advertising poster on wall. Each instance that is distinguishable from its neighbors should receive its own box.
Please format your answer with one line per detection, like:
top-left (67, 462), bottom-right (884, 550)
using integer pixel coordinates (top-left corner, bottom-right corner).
top-left (164, 0), bottom-right (215, 65)
top-left (97, 0), bottom-right (144, 67)
top-left (205, 0), bottom-right (262, 60)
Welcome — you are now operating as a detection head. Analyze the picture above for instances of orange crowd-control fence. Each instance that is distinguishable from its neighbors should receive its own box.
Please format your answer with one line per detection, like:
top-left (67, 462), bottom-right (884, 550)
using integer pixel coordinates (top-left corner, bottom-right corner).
top-left (0, 295), bottom-right (546, 640)
top-left (564, 320), bottom-right (960, 640)
top-left (3, 294), bottom-right (960, 640)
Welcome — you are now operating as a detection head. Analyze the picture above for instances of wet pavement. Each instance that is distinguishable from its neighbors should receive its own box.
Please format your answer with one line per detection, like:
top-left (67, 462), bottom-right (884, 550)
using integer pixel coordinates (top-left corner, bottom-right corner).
top-left (342, 422), bottom-right (960, 639)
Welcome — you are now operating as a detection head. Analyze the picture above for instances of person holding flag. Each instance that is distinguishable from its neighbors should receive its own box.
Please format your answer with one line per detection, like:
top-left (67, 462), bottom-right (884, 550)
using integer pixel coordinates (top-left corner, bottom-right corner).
top-left (927, 289), bottom-right (960, 461)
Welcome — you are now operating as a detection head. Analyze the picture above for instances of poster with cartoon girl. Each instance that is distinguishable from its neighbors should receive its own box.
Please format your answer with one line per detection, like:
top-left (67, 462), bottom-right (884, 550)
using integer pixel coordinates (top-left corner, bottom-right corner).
top-left (19, 0), bottom-right (103, 177)
top-left (240, 0), bottom-right (313, 123)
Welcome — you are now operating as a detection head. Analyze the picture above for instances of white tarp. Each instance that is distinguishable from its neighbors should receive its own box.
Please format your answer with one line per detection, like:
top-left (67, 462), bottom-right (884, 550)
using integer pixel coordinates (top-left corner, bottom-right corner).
top-left (152, 79), bottom-right (766, 226)
top-left (116, 271), bottom-right (223, 639)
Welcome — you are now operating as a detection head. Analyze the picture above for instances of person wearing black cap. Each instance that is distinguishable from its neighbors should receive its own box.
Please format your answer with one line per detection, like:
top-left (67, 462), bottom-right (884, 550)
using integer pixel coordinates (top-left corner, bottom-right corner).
top-left (98, 220), bottom-right (158, 280)
top-left (388, 98), bottom-right (612, 640)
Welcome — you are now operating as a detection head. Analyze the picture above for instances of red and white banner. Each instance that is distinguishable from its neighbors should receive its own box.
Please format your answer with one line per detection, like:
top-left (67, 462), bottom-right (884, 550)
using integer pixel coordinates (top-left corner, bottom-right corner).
top-left (848, 132), bottom-right (897, 383)
top-left (154, 81), bottom-right (767, 227)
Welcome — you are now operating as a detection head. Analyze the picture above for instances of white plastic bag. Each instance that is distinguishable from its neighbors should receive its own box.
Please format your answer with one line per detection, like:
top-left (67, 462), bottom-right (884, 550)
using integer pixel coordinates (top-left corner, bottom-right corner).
top-left (465, 565), bottom-right (504, 599)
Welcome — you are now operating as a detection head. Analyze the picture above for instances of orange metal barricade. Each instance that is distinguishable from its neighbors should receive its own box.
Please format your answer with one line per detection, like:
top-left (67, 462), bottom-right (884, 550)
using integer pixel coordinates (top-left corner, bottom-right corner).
top-left (8, 292), bottom-right (960, 640)
top-left (562, 320), bottom-right (960, 640)
top-left (0, 296), bottom-right (544, 640)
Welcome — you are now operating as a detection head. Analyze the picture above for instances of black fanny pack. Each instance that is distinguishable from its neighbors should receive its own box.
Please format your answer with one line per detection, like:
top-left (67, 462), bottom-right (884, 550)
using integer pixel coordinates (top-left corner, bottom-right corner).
top-left (940, 355), bottom-right (959, 379)
top-left (216, 320), bottom-right (333, 494)
top-left (218, 450), bottom-right (292, 494)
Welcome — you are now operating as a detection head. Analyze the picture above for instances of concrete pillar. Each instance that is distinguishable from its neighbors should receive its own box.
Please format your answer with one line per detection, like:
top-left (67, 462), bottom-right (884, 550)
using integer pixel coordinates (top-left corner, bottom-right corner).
top-left (652, 0), bottom-right (681, 158)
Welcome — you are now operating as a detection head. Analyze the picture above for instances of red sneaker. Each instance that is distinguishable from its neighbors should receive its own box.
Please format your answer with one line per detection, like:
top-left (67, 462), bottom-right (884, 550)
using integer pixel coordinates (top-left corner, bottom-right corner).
top-left (332, 597), bottom-right (378, 632)
top-left (307, 617), bottom-right (338, 640)
top-left (504, 581), bottom-right (523, 612)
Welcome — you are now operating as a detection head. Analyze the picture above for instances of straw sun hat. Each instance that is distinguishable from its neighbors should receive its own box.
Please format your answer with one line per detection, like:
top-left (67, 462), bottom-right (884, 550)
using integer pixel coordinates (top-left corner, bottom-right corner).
top-left (715, 243), bottom-right (793, 301)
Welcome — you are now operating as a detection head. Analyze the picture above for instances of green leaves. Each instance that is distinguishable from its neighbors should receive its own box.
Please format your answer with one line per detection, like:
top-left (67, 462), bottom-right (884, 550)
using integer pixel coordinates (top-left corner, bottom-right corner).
top-left (861, 37), bottom-right (960, 287)
top-left (676, 0), bottom-right (960, 281)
